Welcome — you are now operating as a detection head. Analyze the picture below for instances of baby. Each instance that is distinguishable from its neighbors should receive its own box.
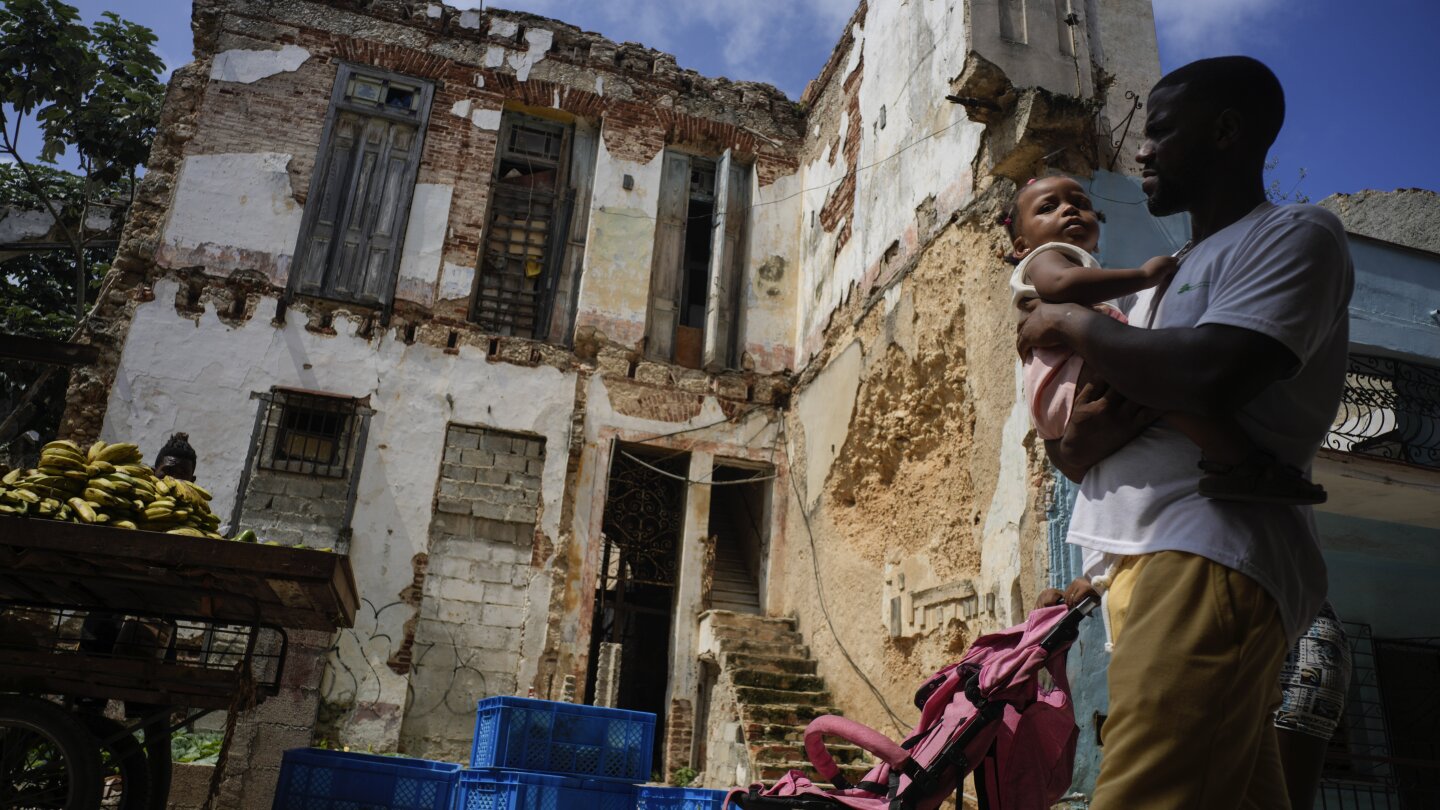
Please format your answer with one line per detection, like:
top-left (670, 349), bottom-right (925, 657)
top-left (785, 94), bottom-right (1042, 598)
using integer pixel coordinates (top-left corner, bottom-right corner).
top-left (1007, 176), bottom-right (1325, 505)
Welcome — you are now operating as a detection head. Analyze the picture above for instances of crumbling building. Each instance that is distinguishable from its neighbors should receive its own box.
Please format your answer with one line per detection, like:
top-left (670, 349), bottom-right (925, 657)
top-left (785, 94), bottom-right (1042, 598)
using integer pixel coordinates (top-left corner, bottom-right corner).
top-left (76, 1), bottom-right (1440, 808)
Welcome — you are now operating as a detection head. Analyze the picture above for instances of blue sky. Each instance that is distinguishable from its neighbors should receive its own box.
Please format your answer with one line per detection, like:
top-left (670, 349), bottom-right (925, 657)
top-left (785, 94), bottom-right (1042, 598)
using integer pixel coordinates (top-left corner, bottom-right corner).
top-left (18, 0), bottom-right (1440, 202)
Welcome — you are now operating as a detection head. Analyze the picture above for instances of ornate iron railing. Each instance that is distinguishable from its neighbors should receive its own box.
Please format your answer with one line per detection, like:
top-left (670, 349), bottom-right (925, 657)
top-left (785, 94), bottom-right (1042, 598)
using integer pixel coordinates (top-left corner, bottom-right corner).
top-left (1326, 354), bottom-right (1440, 469)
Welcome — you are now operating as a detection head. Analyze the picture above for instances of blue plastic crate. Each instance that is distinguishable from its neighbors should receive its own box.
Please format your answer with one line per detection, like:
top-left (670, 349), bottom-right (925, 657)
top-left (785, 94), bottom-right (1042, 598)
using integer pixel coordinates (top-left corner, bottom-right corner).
top-left (272, 748), bottom-right (460, 810)
top-left (454, 768), bottom-right (635, 810)
top-left (470, 697), bottom-right (655, 783)
top-left (634, 785), bottom-right (730, 810)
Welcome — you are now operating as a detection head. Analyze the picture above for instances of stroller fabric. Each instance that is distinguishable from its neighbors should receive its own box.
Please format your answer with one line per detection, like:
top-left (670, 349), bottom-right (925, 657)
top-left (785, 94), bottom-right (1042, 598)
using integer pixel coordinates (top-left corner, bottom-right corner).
top-left (726, 602), bottom-right (1087, 810)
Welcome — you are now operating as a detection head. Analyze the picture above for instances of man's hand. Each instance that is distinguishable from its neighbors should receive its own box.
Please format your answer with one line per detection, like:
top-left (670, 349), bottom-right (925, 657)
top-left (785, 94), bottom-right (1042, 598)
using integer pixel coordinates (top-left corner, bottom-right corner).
top-left (1046, 381), bottom-right (1161, 482)
top-left (1035, 577), bottom-right (1102, 609)
top-left (1016, 299), bottom-right (1091, 358)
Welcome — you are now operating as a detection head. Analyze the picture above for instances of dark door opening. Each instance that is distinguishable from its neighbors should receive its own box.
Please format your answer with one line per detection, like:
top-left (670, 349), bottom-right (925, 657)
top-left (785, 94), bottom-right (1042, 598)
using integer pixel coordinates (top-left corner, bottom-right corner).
top-left (586, 445), bottom-right (688, 774)
top-left (1376, 639), bottom-right (1440, 808)
top-left (706, 464), bottom-right (770, 614)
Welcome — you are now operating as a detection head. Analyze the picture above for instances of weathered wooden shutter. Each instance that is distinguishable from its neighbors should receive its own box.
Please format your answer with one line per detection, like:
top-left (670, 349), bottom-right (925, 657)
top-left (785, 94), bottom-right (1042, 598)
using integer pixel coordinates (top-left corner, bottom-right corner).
top-left (328, 117), bottom-right (421, 304)
top-left (290, 65), bottom-right (431, 309)
top-left (293, 113), bottom-right (363, 296)
top-left (703, 152), bottom-right (749, 371)
top-left (645, 151), bottom-right (690, 360)
top-left (545, 122), bottom-right (598, 345)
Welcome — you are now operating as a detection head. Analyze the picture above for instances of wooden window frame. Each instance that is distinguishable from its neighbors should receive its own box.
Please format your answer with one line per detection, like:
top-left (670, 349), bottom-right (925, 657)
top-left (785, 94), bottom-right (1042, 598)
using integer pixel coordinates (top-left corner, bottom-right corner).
top-left (286, 63), bottom-right (434, 320)
top-left (644, 148), bottom-right (750, 371)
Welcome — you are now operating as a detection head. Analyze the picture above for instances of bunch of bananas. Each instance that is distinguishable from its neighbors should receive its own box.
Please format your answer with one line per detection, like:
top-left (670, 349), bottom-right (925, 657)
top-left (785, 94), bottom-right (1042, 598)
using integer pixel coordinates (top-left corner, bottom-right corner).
top-left (0, 440), bottom-right (224, 539)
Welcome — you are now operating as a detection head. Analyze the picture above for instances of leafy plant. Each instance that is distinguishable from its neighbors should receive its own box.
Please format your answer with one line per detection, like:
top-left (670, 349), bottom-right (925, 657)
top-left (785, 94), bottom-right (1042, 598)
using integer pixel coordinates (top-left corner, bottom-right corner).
top-left (0, 0), bottom-right (164, 447)
top-left (171, 730), bottom-right (224, 765)
top-left (669, 766), bottom-right (698, 787)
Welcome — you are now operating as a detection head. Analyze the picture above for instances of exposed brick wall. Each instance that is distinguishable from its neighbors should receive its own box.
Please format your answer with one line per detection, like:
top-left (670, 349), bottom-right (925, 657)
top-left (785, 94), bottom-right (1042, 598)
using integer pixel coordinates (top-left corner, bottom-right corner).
top-left (397, 423), bottom-right (545, 760)
top-left (818, 54), bottom-right (864, 253)
top-left (665, 697), bottom-right (696, 777)
top-left (211, 629), bottom-right (331, 810)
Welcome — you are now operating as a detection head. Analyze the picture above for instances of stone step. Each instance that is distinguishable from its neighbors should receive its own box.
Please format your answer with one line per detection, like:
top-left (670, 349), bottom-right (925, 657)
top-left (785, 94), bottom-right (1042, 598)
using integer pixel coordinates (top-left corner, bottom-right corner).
top-left (704, 610), bottom-right (795, 631)
top-left (719, 638), bottom-right (811, 660)
top-left (743, 722), bottom-right (807, 744)
top-left (711, 596), bottom-right (766, 608)
top-left (741, 703), bottom-right (842, 726)
top-left (735, 686), bottom-right (834, 707)
top-left (723, 653), bottom-right (817, 675)
top-left (750, 741), bottom-right (874, 768)
top-left (711, 583), bottom-right (760, 598)
top-left (732, 669), bottom-right (827, 692)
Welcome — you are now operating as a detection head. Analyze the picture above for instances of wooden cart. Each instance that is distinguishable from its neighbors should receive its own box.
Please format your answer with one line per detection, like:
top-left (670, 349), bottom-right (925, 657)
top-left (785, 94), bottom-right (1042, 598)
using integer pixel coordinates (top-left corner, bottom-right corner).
top-left (0, 518), bottom-right (358, 809)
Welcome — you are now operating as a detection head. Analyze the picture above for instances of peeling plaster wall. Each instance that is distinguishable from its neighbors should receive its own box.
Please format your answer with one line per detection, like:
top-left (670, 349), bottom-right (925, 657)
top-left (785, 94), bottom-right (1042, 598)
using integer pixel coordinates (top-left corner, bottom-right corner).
top-left (101, 281), bottom-right (577, 752)
top-left (795, 1), bottom-right (984, 361)
top-left (158, 152), bottom-right (304, 285)
top-left (777, 189), bottom-right (1052, 746)
top-left (572, 138), bottom-right (664, 348)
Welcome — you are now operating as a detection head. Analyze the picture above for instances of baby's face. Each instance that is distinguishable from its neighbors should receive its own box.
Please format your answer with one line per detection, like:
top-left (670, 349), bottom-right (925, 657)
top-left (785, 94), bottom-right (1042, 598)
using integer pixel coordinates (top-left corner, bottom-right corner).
top-left (1015, 177), bottom-right (1101, 253)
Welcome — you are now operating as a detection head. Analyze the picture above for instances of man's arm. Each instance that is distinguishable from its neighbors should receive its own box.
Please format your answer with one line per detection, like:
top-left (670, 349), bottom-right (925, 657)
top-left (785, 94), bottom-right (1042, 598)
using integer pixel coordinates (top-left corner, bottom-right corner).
top-left (1044, 381), bottom-right (1161, 482)
top-left (1018, 302), bottom-right (1296, 418)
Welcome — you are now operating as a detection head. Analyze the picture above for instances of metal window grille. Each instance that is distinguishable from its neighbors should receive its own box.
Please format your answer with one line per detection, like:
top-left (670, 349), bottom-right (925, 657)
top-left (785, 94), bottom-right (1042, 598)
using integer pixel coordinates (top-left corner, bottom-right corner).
top-left (471, 114), bottom-right (573, 338)
top-left (1314, 625), bottom-right (1440, 808)
top-left (1327, 354), bottom-right (1440, 469)
top-left (258, 389), bottom-right (363, 479)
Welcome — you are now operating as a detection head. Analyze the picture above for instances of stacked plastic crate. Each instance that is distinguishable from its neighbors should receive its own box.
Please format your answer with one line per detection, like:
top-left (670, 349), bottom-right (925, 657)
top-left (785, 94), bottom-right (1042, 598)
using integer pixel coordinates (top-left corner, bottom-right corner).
top-left (457, 696), bottom-right (657, 809)
top-left (271, 749), bottom-right (463, 810)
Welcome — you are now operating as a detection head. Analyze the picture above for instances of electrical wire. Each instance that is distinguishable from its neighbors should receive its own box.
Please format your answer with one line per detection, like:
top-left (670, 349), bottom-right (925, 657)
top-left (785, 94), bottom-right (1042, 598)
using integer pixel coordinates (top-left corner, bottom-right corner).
top-left (778, 413), bottom-right (909, 734)
top-left (619, 450), bottom-right (777, 486)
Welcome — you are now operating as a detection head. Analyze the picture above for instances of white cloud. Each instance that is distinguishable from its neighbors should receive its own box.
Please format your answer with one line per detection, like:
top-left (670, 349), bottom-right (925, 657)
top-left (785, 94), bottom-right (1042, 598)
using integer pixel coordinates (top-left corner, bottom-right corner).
top-left (489, 0), bottom-right (858, 96)
top-left (1151, 0), bottom-right (1288, 62)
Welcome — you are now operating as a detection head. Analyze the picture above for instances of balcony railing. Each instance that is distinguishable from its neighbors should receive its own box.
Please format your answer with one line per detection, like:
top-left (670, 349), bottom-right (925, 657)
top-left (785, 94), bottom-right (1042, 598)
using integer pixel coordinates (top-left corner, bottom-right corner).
top-left (1326, 354), bottom-right (1440, 469)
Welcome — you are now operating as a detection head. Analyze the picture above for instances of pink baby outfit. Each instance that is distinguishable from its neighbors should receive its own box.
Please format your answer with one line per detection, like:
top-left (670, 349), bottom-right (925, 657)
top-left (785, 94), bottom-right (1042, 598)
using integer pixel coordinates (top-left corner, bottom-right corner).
top-left (1010, 242), bottom-right (1128, 440)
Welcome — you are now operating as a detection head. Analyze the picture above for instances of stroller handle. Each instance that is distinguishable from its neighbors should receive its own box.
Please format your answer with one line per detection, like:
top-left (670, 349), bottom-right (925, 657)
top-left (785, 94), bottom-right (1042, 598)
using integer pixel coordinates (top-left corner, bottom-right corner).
top-left (1038, 595), bottom-right (1099, 653)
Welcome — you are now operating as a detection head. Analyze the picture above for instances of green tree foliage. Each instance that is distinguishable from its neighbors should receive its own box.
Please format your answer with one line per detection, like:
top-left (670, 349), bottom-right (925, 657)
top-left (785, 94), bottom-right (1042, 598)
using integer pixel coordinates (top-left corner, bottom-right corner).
top-left (0, 0), bottom-right (165, 447)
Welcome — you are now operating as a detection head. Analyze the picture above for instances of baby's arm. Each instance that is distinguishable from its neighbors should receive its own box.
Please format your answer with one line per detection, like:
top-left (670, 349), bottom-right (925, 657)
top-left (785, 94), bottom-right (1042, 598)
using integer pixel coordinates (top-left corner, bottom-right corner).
top-left (1026, 250), bottom-right (1177, 306)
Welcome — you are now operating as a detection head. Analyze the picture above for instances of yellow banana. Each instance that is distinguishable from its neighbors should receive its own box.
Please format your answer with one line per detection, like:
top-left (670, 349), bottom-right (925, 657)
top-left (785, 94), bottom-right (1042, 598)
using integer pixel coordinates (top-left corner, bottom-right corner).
top-left (68, 497), bottom-right (96, 523)
top-left (97, 443), bottom-right (142, 464)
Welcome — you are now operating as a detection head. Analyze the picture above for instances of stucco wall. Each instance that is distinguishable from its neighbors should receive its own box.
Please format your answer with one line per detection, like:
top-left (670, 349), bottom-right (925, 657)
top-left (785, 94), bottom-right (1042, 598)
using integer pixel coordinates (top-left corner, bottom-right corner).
top-left (101, 281), bottom-right (577, 751)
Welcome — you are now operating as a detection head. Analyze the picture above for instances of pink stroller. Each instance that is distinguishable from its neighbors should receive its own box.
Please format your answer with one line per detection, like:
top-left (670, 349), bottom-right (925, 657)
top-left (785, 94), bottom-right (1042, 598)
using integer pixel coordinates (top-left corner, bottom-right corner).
top-left (727, 599), bottom-right (1097, 810)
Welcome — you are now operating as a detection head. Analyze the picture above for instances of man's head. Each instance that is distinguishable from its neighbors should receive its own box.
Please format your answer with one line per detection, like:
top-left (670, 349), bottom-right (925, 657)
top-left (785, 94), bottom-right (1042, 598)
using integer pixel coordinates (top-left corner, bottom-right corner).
top-left (154, 432), bottom-right (197, 482)
top-left (1004, 176), bottom-right (1102, 261)
top-left (1137, 56), bottom-right (1284, 216)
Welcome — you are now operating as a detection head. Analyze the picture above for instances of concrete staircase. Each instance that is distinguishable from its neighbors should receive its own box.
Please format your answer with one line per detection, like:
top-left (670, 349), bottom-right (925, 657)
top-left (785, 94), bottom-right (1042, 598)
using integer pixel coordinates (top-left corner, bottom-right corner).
top-left (701, 611), bottom-right (875, 787)
top-left (710, 541), bottom-right (762, 613)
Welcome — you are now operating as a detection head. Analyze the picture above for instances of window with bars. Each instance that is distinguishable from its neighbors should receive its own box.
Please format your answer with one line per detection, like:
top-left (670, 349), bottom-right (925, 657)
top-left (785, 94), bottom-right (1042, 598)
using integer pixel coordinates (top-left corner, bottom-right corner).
top-left (259, 389), bottom-right (363, 478)
top-left (289, 64), bottom-right (433, 310)
top-left (471, 113), bottom-right (599, 341)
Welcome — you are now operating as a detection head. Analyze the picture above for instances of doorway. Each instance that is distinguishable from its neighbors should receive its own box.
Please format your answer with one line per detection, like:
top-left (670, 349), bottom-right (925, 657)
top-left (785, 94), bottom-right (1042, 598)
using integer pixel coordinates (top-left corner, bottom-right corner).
top-left (586, 445), bottom-right (688, 772)
top-left (706, 464), bottom-right (771, 614)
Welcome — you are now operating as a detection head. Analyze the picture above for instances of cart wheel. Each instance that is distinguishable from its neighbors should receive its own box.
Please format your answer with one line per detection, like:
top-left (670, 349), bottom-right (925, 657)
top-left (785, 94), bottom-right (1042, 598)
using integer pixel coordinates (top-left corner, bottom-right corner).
top-left (77, 717), bottom-right (148, 810)
top-left (0, 695), bottom-right (103, 809)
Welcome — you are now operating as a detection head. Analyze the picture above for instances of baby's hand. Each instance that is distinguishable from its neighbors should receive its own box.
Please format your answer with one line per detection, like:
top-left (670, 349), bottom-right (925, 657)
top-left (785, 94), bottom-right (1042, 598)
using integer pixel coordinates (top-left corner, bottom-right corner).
top-left (1141, 255), bottom-right (1178, 281)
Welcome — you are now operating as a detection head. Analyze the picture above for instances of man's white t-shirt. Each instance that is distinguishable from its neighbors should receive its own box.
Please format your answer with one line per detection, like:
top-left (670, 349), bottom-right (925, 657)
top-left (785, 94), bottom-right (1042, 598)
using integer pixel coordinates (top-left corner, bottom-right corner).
top-left (1067, 202), bottom-right (1354, 644)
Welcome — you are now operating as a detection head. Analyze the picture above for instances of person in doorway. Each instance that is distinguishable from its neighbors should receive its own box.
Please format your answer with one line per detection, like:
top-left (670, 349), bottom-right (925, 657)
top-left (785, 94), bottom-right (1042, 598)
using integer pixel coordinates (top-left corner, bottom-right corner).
top-left (1017, 56), bottom-right (1354, 808)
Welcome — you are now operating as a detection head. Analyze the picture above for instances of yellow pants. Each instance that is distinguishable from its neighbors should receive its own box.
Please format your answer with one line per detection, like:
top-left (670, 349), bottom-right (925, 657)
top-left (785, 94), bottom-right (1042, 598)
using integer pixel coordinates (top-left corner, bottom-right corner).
top-left (1092, 552), bottom-right (1291, 810)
